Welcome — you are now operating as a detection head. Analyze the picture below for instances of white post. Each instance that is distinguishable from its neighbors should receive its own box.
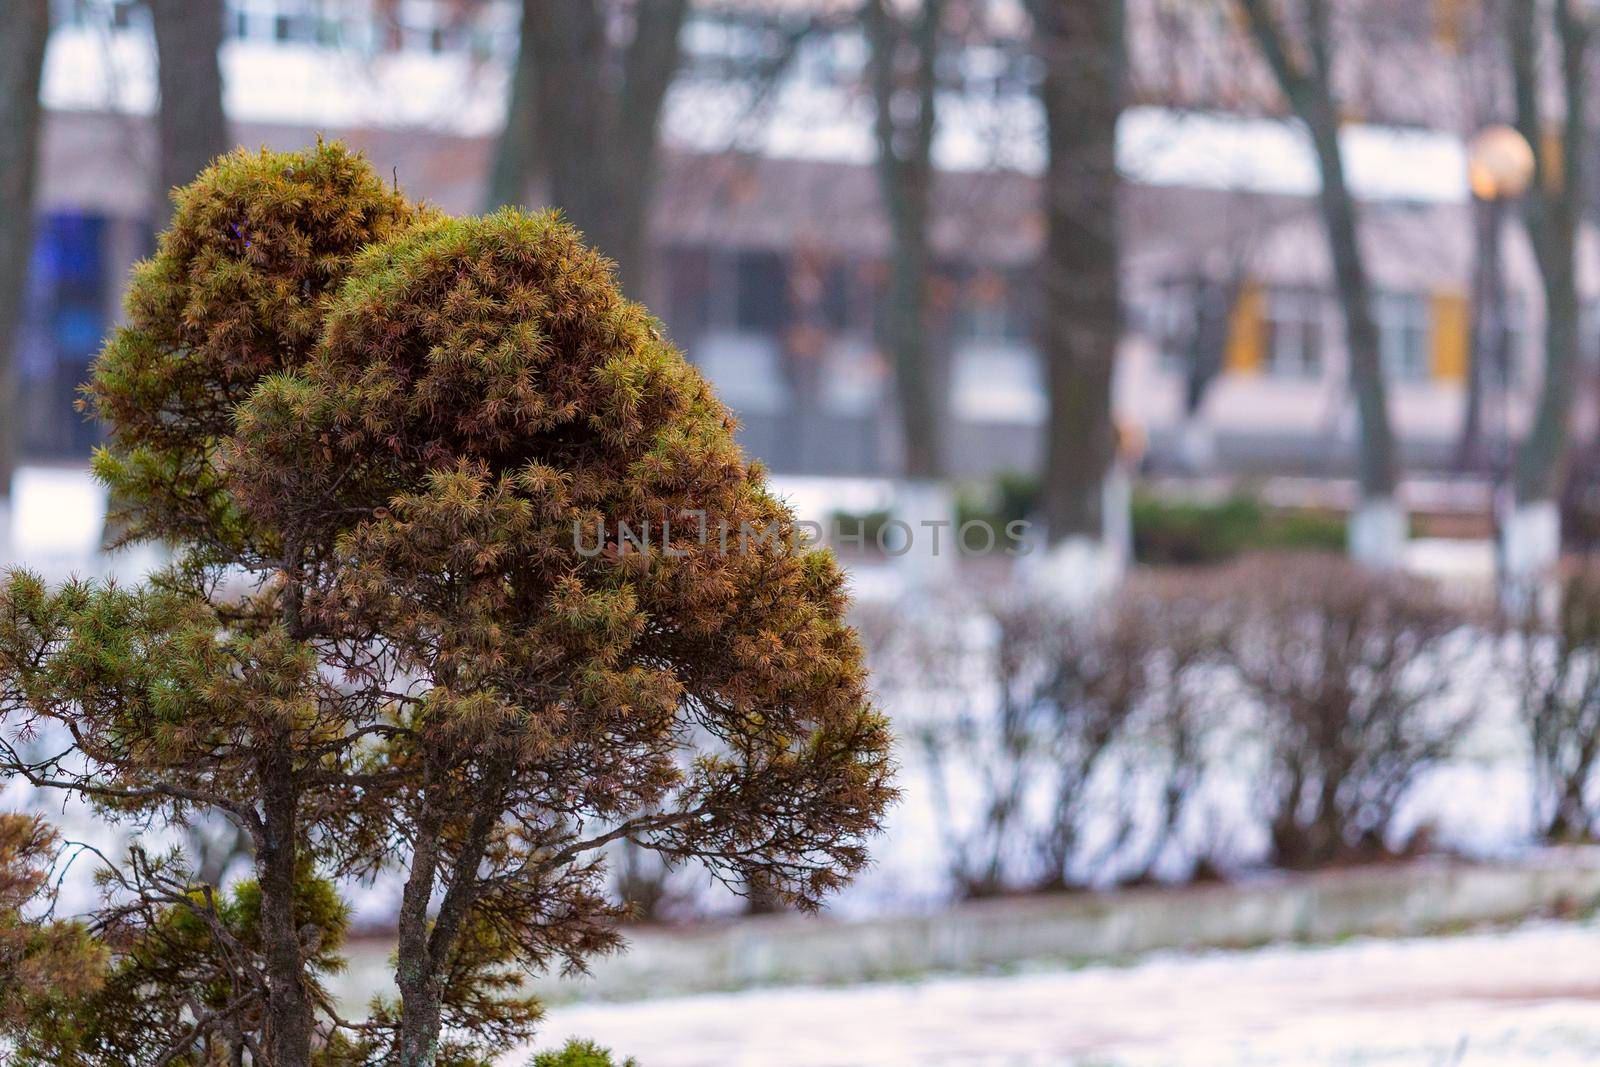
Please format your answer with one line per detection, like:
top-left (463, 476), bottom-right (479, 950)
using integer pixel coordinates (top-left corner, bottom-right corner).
top-left (1500, 498), bottom-right (1561, 616)
top-left (1176, 419), bottom-right (1216, 473)
top-left (887, 479), bottom-right (957, 589)
top-left (1031, 465), bottom-right (1131, 611)
top-left (1348, 494), bottom-right (1407, 569)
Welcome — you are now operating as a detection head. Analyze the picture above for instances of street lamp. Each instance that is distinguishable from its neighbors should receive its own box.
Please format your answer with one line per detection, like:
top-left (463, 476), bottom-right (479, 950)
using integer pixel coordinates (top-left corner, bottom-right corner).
top-left (1465, 124), bottom-right (1534, 599)
top-left (1467, 125), bottom-right (1535, 203)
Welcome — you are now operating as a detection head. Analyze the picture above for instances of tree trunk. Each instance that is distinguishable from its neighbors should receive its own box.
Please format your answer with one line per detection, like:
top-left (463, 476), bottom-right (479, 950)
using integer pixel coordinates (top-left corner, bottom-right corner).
top-left (1305, 105), bottom-right (1398, 500)
top-left (0, 0), bottom-right (50, 504)
top-left (605, 0), bottom-right (688, 295)
top-left (150, 0), bottom-right (229, 227)
top-left (393, 784), bottom-right (500, 1066)
top-left (529, 0), bottom-right (686, 297)
top-left (1238, 0), bottom-right (1399, 506)
top-left (1509, 0), bottom-right (1589, 508)
top-left (258, 742), bottom-right (313, 1067)
top-left (866, 0), bottom-right (945, 481)
top-left (394, 810), bottom-right (444, 1067)
top-left (1032, 0), bottom-right (1125, 543)
top-left (485, 0), bottom-right (541, 211)
top-left (1457, 196), bottom-right (1505, 471)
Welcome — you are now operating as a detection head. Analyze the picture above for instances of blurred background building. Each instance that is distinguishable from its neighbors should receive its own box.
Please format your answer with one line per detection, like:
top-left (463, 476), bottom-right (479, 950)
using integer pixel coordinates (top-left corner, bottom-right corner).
top-left (23, 0), bottom-right (1591, 490)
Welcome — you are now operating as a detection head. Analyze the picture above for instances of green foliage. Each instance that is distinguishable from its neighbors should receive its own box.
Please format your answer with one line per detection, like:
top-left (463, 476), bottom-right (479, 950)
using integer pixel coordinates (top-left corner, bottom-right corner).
top-left (14, 871), bottom-right (350, 1066)
top-left (0, 154), bottom-right (893, 1063)
top-left (955, 471), bottom-right (1039, 532)
top-left (0, 815), bottom-right (106, 1051)
top-left (231, 208), bottom-right (894, 910)
top-left (1131, 493), bottom-right (1345, 566)
top-left (951, 474), bottom-right (1343, 562)
top-left (828, 507), bottom-right (892, 550)
top-left (85, 141), bottom-right (420, 555)
top-left (530, 1039), bottom-right (638, 1067)
top-left (953, 471), bottom-right (1037, 553)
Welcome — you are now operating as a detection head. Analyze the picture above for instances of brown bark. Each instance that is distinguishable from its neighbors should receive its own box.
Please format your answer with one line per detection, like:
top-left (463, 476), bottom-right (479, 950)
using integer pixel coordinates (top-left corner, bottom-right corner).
top-left (1239, 0), bottom-right (1398, 503)
top-left (258, 738), bottom-right (313, 1067)
top-left (485, 0), bottom-right (541, 210)
top-left (866, 0), bottom-right (945, 481)
top-left (1457, 196), bottom-right (1507, 471)
top-left (394, 789), bottom-right (501, 1066)
top-left (506, 0), bottom-right (687, 296)
top-left (150, 0), bottom-right (230, 226)
top-left (1509, 0), bottom-right (1590, 506)
top-left (0, 0), bottom-right (50, 501)
top-left (1031, 0), bottom-right (1125, 542)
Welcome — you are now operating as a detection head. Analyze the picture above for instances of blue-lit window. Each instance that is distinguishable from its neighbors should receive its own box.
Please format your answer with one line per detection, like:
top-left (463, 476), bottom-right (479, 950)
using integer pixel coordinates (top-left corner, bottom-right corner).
top-left (20, 213), bottom-right (109, 458)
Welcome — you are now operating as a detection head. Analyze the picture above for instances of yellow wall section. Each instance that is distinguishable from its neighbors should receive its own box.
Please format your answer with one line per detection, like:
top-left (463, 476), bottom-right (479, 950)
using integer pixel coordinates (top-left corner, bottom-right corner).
top-left (1433, 0), bottom-right (1464, 51)
top-left (1431, 291), bottom-right (1469, 384)
top-left (1226, 284), bottom-right (1264, 375)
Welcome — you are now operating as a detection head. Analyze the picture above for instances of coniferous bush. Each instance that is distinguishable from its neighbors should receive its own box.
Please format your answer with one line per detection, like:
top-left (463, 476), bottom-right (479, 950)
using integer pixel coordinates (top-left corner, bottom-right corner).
top-left (0, 146), bottom-right (894, 1066)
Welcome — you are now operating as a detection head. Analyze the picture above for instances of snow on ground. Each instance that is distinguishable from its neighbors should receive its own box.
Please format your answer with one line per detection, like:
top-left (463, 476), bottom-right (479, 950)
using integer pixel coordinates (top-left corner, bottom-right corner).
top-left (518, 922), bottom-right (1600, 1067)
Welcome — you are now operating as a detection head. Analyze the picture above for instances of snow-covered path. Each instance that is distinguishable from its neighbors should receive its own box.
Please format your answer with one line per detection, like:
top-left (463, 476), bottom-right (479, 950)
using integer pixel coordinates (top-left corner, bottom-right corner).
top-left (518, 923), bottom-right (1600, 1067)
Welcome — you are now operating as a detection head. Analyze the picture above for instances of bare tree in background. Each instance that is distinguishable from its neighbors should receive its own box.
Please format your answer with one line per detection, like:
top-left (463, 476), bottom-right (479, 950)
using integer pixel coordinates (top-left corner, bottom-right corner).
top-left (1236, 0), bottom-right (1401, 558)
top-left (0, 1), bottom-right (50, 514)
top-left (1507, 0), bottom-right (1592, 545)
top-left (865, 0), bottom-right (946, 480)
top-left (486, 0), bottom-right (689, 297)
top-left (149, 0), bottom-right (230, 226)
top-left (484, 0), bottom-right (541, 212)
top-left (1029, 0), bottom-right (1126, 544)
top-left (148, 0), bottom-right (239, 888)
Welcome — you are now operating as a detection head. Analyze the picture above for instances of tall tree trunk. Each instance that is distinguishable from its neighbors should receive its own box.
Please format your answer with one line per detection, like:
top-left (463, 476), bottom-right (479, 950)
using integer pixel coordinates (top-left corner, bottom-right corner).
top-left (1307, 104), bottom-right (1397, 500)
top-left (256, 571), bottom-right (314, 1067)
top-left (606, 0), bottom-right (688, 294)
top-left (393, 775), bottom-right (502, 1066)
top-left (1239, 0), bottom-right (1399, 506)
top-left (1510, 0), bottom-right (1589, 508)
top-left (0, 0), bottom-right (50, 506)
top-left (1457, 196), bottom-right (1505, 471)
top-left (485, 0), bottom-right (541, 211)
top-left (393, 807), bottom-right (445, 1067)
top-left (1031, 0), bottom-right (1125, 543)
top-left (527, 0), bottom-right (687, 296)
top-left (258, 739), bottom-right (313, 1067)
top-left (866, 0), bottom-right (944, 481)
top-left (150, 0), bottom-right (229, 226)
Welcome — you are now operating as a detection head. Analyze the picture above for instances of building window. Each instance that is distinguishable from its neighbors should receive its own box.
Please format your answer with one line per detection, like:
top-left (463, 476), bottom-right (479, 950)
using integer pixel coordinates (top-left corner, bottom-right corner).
top-left (953, 268), bottom-right (1033, 345)
top-left (951, 269), bottom-right (1043, 425)
top-left (1377, 292), bottom-right (1431, 382)
top-left (20, 213), bottom-right (109, 459)
top-left (1145, 278), bottom-right (1197, 373)
top-left (663, 246), bottom-right (791, 417)
top-left (1264, 288), bottom-right (1325, 379)
top-left (731, 250), bottom-right (788, 334)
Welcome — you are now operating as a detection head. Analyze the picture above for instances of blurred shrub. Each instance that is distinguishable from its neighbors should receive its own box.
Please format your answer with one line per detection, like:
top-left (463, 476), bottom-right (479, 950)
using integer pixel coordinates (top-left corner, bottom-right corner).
top-left (953, 473), bottom-right (1345, 565)
top-left (1508, 561), bottom-right (1600, 843)
top-left (863, 555), bottom-right (1487, 892)
top-left (862, 573), bottom-right (1228, 896)
top-left (955, 472), bottom-right (1039, 530)
top-left (1217, 555), bottom-right (1475, 869)
top-left (1131, 494), bottom-right (1345, 566)
top-left (531, 1039), bottom-right (638, 1067)
top-left (828, 507), bottom-right (892, 551)
top-left (1113, 571), bottom-right (1231, 882)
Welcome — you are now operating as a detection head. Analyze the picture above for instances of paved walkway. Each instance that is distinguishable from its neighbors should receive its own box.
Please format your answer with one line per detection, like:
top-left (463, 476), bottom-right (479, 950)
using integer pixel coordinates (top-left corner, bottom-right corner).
top-left (517, 922), bottom-right (1600, 1067)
